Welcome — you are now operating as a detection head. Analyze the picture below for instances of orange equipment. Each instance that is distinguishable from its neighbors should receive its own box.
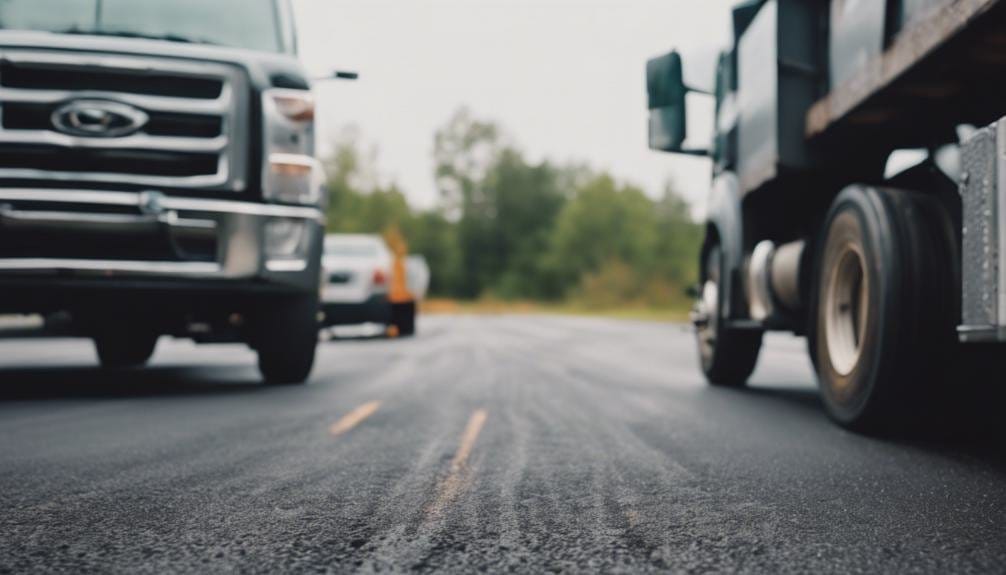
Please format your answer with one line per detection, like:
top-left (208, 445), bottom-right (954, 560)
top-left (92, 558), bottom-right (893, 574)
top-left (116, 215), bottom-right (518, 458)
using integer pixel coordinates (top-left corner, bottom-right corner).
top-left (384, 227), bottom-right (413, 305)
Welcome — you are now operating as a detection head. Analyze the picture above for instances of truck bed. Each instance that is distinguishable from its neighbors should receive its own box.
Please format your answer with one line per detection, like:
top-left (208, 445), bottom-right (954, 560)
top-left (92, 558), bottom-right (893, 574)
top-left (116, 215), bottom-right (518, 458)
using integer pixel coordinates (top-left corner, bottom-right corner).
top-left (807, 0), bottom-right (1006, 151)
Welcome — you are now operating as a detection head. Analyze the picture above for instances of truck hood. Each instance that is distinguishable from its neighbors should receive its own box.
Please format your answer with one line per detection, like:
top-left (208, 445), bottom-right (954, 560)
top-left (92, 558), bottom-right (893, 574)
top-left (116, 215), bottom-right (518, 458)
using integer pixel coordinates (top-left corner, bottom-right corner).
top-left (0, 30), bottom-right (309, 91)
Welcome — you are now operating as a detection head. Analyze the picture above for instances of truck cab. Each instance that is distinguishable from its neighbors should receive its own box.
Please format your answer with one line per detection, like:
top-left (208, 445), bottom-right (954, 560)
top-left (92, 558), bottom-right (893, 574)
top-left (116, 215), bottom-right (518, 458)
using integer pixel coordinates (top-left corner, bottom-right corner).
top-left (0, 0), bottom-right (331, 384)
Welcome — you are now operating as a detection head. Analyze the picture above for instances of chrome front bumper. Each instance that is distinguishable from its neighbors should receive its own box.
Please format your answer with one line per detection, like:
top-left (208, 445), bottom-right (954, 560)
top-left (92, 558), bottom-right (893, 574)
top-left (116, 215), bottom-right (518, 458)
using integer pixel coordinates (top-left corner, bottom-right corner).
top-left (0, 188), bottom-right (324, 287)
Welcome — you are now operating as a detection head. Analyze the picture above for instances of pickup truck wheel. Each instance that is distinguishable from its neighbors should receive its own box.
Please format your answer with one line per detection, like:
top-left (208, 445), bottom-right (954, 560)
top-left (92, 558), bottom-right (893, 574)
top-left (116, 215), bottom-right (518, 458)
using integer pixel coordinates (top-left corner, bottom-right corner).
top-left (252, 295), bottom-right (319, 385)
top-left (696, 244), bottom-right (763, 386)
top-left (814, 186), bottom-right (956, 431)
top-left (391, 301), bottom-right (416, 337)
top-left (94, 331), bottom-right (159, 369)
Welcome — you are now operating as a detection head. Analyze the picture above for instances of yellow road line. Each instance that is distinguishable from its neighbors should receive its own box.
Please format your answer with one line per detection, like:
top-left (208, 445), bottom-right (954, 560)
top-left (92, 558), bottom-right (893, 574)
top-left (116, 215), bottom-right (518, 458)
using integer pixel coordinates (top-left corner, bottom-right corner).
top-left (329, 401), bottom-right (381, 437)
top-left (450, 408), bottom-right (488, 471)
top-left (428, 408), bottom-right (488, 517)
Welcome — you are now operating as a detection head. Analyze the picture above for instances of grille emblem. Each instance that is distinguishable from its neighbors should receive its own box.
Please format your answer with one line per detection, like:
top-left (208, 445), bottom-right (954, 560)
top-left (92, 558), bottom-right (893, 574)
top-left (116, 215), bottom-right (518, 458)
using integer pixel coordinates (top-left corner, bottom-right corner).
top-left (51, 100), bottom-right (149, 138)
top-left (138, 191), bottom-right (165, 215)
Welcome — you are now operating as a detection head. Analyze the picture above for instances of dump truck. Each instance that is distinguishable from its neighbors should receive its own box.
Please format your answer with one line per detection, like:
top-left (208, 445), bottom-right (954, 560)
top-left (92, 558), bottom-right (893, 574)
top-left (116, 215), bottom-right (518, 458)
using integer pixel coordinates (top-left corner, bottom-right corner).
top-left (0, 0), bottom-right (352, 384)
top-left (647, 0), bottom-right (1006, 430)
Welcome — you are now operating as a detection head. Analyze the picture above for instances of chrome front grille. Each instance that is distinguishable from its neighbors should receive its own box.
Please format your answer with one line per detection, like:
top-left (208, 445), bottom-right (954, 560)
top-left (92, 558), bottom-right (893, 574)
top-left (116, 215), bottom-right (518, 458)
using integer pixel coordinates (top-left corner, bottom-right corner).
top-left (0, 50), bottom-right (248, 191)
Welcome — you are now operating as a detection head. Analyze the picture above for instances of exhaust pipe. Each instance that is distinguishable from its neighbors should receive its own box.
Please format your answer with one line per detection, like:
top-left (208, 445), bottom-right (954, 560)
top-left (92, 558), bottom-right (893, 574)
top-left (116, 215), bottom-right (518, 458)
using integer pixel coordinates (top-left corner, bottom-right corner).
top-left (748, 239), bottom-right (805, 322)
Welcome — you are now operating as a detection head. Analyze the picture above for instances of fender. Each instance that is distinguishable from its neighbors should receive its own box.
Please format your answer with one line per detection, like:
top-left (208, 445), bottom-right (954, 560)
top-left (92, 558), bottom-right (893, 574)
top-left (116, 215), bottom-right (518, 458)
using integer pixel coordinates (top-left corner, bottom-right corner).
top-left (702, 171), bottom-right (746, 320)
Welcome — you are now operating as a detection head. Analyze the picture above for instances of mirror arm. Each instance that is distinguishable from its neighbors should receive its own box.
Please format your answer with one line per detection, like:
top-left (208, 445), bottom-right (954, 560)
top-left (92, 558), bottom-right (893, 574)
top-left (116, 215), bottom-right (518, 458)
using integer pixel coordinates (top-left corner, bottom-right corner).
top-left (686, 86), bottom-right (713, 97)
top-left (314, 71), bottom-right (360, 82)
top-left (678, 148), bottom-right (711, 157)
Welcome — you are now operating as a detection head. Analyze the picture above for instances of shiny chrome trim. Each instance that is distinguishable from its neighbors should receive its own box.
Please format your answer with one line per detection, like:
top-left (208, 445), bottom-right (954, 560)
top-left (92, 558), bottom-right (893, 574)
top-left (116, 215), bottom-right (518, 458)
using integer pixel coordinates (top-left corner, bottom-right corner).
top-left (0, 165), bottom-right (229, 189)
top-left (0, 87), bottom-right (233, 115)
top-left (0, 189), bottom-right (140, 206)
top-left (0, 259), bottom-right (221, 275)
top-left (0, 49), bottom-right (247, 191)
top-left (0, 189), bottom-right (324, 221)
top-left (266, 259), bottom-right (309, 272)
top-left (747, 240), bottom-right (775, 322)
top-left (51, 99), bottom-right (149, 138)
top-left (0, 131), bottom-right (228, 153)
top-left (0, 205), bottom-right (218, 236)
top-left (161, 197), bottom-right (324, 220)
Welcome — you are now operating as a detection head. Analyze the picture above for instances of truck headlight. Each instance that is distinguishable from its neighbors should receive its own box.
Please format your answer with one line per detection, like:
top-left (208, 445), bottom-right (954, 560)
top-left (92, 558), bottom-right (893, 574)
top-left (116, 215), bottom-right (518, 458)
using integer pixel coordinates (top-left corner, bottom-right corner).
top-left (266, 153), bottom-right (323, 204)
top-left (269, 90), bottom-right (315, 122)
top-left (262, 88), bottom-right (323, 205)
top-left (264, 217), bottom-right (307, 258)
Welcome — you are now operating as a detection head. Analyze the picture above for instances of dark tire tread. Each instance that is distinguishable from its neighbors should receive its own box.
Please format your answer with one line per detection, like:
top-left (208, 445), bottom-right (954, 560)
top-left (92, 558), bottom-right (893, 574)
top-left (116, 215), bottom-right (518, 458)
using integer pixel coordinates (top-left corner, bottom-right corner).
top-left (814, 186), bottom-right (956, 432)
top-left (252, 295), bottom-right (319, 385)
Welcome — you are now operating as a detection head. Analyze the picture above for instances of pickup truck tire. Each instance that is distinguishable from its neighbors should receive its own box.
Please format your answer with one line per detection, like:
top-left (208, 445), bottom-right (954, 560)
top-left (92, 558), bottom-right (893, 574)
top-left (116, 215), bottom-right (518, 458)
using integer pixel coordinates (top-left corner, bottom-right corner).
top-left (814, 186), bottom-right (956, 432)
top-left (94, 330), bottom-right (159, 369)
top-left (696, 244), bottom-right (763, 387)
top-left (251, 295), bottom-right (319, 385)
top-left (391, 301), bottom-right (416, 337)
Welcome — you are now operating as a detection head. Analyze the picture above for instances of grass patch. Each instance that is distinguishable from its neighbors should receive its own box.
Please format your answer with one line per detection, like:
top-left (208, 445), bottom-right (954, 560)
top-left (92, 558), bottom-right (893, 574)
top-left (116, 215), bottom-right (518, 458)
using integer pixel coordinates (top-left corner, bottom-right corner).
top-left (420, 298), bottom-right (691, 323)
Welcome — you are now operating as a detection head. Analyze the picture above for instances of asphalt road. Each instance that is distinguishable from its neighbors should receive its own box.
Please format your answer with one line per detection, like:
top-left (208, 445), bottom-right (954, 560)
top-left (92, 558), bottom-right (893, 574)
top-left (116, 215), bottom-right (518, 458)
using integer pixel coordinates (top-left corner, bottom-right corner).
top-left (1, 315), bottom-right (1005, 573)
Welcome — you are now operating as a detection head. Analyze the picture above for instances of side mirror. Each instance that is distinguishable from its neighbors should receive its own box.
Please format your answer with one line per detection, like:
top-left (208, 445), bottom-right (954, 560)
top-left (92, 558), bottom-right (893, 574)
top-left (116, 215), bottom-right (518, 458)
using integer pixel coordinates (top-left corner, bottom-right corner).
top-left (647, 51), bottom-right (687, 152)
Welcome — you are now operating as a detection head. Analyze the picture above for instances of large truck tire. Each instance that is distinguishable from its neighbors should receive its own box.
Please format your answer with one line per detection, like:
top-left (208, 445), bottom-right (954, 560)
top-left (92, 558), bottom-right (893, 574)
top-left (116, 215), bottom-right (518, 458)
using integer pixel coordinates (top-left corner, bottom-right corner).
top-left (94, 330), bottom-right (159, 369)
top-left (813, 186), bottom-right (956, 432)
top-left (696, 244), bottom-right (763, 386)
top-left (251, 294), bottom-right (319, 385)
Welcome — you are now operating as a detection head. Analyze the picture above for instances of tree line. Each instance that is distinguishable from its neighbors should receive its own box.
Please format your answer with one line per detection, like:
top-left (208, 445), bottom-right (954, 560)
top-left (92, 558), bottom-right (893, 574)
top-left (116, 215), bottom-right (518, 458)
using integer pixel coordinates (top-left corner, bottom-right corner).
top-left (324, 108), bottom-right (703, 309)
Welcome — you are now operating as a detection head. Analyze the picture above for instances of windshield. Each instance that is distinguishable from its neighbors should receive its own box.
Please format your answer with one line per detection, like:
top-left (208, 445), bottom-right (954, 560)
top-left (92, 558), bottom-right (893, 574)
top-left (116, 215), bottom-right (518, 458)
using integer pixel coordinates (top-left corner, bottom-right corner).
top-left (0, 0), bottom-right (287, 53)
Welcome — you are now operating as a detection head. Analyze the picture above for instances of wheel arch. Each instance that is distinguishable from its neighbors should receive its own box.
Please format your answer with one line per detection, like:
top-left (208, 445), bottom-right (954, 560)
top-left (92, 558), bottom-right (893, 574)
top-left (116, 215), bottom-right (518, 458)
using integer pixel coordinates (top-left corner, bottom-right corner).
top-left (702, 172), bottom-right (747, 320)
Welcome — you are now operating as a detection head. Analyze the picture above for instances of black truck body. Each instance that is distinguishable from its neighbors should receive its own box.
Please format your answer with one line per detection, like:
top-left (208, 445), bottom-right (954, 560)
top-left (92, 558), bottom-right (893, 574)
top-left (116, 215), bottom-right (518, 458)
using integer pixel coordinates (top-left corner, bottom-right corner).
top-left (648, 0), bottom-right (1006, 429)
top-left (0, 0), bottom-right (328, 383)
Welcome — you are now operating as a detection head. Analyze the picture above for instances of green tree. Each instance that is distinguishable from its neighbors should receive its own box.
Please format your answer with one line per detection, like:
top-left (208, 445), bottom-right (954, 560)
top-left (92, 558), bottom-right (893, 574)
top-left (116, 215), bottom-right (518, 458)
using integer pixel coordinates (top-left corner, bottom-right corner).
top-left (403, 211), bottom-right (461, 297)
top-left (546, 174), bottom-right (658, 288)
top-left (433, 108), bottom-right (503, 297)
top-left (322, 109), bottom-right (701, 310)
top-left (651, 181), bottom-right (702, 289)
top-left (433, 107), bottom-right (502, 217)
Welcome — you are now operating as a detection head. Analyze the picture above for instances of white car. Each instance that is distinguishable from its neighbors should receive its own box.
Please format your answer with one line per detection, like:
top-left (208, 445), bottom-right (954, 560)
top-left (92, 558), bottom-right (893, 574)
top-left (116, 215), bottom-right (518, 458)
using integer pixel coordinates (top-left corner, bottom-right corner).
top-left (321, 234), bottom-right (394, 328)
top-left (321, 234), bottom-right (419, 334)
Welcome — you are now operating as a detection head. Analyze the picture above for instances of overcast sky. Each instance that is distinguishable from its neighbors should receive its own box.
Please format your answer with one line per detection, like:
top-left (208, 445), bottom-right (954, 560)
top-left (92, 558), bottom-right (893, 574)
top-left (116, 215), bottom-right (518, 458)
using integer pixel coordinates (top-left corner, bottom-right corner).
top-left (292, 0), bottom-right (737, 214)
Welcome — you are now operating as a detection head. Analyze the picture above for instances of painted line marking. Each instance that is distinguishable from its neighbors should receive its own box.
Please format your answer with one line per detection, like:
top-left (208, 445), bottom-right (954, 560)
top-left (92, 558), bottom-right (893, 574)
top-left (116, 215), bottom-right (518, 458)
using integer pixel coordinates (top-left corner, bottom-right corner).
top-left (329, 401), bottom-right (382, 437)
top-left (450, 408), bottom-right (488, 471)
top-left (428, 408), bottom-right (488, 517)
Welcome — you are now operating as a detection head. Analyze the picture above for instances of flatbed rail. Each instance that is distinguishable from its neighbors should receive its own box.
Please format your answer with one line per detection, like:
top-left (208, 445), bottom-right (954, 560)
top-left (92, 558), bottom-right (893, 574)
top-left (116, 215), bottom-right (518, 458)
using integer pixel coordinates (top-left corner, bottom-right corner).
top-left (807, 0), bottom-right (1006, 149)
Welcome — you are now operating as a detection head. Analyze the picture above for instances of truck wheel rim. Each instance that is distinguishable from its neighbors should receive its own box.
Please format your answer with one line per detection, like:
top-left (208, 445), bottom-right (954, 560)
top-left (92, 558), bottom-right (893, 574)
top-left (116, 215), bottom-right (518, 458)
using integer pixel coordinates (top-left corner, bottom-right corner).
top-left (825, 245), bottom-right (868, 377)
top-left (700, 279), bottom-right (718, 347)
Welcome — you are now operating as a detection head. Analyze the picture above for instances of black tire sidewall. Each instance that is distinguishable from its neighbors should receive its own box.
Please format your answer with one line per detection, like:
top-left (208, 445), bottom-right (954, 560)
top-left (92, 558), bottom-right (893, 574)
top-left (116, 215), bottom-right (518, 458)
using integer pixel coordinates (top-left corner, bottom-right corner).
top-left (94, 329), bottom-right (159, 369)
top-left (252, 294), bottom-right (319, 385)
top-left (814, 186), bottom-right (953, 430)
top-left (815, 189), bottom-right (893, 424)
top-left (697, 244), bottom-right (762, 386)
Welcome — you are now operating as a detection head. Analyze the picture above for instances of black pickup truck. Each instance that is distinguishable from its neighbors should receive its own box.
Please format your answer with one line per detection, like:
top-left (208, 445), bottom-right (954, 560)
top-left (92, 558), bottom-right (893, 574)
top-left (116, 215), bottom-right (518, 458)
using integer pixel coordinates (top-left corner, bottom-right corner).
top-left (0, 0), bottom-right (329, 384)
